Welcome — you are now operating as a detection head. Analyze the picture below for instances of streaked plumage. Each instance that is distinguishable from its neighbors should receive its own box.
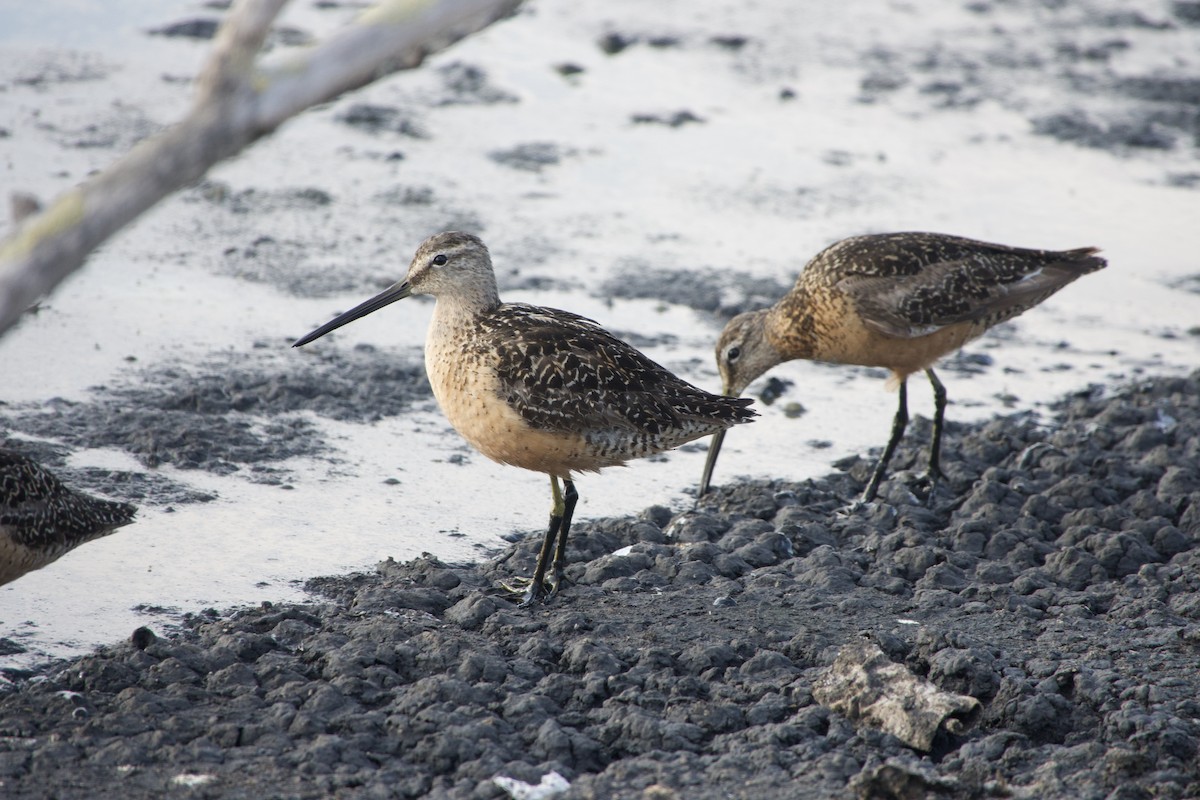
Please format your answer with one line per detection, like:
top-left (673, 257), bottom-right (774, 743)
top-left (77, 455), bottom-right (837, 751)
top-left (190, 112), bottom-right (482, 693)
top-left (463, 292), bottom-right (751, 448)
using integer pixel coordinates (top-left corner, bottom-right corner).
top-left (295, 231), bottom-right (755, 604)
top-left (699, 232), bottom-right (1106, 502)
top-left (0, 448), bottom-right (136, 586)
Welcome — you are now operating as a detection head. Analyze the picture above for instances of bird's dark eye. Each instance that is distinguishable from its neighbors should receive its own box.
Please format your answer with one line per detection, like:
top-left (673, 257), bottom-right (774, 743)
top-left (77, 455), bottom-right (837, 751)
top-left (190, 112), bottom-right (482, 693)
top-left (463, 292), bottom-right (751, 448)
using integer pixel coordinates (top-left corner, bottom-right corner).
top-left (432, 254), bottom-right (448, 266)
top-left (726, 345), bottom-right (742, 363)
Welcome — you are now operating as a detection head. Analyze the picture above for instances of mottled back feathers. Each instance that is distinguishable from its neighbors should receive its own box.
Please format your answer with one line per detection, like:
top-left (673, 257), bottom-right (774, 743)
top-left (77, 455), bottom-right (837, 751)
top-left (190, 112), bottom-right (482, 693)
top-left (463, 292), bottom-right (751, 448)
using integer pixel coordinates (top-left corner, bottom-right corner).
top-left (486, 304), bottom-right (755, 443)
top-left (810, 233), bottom-right (1106, 339)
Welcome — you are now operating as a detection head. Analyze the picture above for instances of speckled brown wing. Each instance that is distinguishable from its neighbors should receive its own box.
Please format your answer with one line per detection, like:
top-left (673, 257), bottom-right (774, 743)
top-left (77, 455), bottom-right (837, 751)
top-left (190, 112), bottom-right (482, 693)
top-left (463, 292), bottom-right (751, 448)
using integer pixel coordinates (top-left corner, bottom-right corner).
top-left (0, 449), bottom-right (137, 551)
top-left (484, 304), bottom-right (755, 444)
top-left (824, 233), bottom-right (1106, 339)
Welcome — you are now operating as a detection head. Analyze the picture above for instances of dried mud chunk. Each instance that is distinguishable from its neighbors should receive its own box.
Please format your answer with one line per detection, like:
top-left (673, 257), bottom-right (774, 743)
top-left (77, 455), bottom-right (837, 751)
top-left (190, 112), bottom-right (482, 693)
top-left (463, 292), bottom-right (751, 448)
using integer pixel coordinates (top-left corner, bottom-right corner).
top-left (148, 18), bottom-right (220, 39)
top-left (850, 759), bottom-right (959, 799)
top-left (444, 593), bottom-right (499, 629)
top-left (813, 641), bottom-right (981, 752)
top-left (580, 551), bottom-right (652, 584)
top-left (1043, 546), bottom-right (1108, 590)
top-left (927, 648), bottom-right (1001, 700)
top-left (1158, 465), bottom-right (1200, 504)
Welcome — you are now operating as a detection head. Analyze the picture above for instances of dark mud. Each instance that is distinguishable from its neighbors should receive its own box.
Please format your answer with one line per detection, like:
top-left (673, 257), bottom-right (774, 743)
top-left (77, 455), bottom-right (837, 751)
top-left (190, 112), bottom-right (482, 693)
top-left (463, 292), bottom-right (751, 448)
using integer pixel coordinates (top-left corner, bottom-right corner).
top-left (432, 62), bottom-right (520, 107)
top-left (853, 1), bottom-right (1200, 162)
top-left (602, 265), bottom-right (791, 320)
top-left (0, 345), bottom-right (429, 497)
top-left (0, 437), bottom-right (212, 508)
top-left (1, 2), bottom-right (1197, 797)
top-left (147, 0), bottom-right (1197, 324)
top-left (488, 143), bottom-right (573, 173)
top-left (1, 370), bottom-right (1197, 799)
top-left (181, 178), bottom-right (500, 298)
top-left (588, 1), bottom-right (1200, 159)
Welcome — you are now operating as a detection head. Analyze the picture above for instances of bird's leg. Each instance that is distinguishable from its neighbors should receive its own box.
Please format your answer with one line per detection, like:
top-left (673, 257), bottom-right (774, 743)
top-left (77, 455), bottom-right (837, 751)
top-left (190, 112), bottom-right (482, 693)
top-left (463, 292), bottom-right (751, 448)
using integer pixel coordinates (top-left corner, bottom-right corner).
top-left (922, 368), bottom-right (948, 502)
top-left (516, 476), bottom-right (567, 608)
top-left (862, 379), bottom-right (908, 503)
top-left (548, 479), bottom-right (578, 596)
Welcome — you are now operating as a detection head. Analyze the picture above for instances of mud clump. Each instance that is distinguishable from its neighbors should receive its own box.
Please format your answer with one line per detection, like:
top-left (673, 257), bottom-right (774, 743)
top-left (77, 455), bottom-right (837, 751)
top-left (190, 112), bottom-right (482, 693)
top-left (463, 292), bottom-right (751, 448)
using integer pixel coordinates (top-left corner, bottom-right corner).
top-left (337, 104), bottom-right (428, 139)
top-left (601, 264), bottom-right (790, 319)
top-left (0, 371), bottom-right (1198, 799)
top-left (147, 19), bottom-right (221, 41)
top-left (488, 142), bottom-right (570, 172)
top-left (857, 4), bottom-right (1200, 164)
top-left (1, 347), bottom-right (429, 489)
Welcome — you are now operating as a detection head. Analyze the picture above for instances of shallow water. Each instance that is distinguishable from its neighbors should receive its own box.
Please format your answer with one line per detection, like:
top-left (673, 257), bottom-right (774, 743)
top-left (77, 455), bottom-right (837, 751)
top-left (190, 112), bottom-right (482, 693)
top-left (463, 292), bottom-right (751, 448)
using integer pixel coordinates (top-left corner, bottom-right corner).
top-left (1, 0), bottom-right (1198, 669)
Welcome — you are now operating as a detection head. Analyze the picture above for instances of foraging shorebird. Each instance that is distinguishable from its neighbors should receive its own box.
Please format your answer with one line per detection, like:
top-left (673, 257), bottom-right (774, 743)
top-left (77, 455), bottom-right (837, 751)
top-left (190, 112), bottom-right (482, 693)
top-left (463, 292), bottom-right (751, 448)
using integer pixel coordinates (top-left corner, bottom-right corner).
top-left (699, 232), bottom-right (1106, 502)
top-left (294, 231), bottom-right (756, 605)
top-left (0, 449), bottom-right (137, 586)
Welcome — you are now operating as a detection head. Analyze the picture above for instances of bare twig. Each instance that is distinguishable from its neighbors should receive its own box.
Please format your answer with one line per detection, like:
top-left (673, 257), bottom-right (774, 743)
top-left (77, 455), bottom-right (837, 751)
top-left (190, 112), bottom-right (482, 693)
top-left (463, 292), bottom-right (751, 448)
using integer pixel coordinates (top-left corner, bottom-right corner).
top-left (0, 0), bottom-right (521, 339)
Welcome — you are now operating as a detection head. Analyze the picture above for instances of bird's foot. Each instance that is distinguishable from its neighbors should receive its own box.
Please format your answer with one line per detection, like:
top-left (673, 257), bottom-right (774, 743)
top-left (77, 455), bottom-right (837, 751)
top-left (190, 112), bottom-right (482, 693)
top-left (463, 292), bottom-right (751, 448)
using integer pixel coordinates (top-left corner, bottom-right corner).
top-left (836, 498), bottom-right (873, 518)
top-left (498, 575), bottom-right (542, 603)
top-left (1016, 442), bottom-right (1064, 470)
top-left (498, 574), bottom-right (562, 608)
top-left (912, 469), bottom-right (946, 508)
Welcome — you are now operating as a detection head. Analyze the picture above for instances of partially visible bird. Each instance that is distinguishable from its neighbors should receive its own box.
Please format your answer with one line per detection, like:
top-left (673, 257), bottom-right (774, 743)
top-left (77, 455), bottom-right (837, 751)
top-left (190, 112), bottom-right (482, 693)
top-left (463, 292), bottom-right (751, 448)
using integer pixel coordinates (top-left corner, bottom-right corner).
top-left (699, 232), bottom-right (1106, 502)
top-left (294, 231), bottom-right (756, 605)
top-left (0, 448), bottom-right (137, 586)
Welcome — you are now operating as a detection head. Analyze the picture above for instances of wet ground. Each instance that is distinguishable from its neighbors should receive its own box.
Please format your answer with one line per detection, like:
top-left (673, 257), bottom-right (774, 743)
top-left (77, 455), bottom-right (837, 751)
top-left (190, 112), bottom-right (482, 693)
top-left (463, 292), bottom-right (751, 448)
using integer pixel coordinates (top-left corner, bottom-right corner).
top-left (1, 370), bottom-right (1198, 798)
top-left (1, 0), bottom-right (1198, 664)
top-left (0, 0), bottom-right (1199, 796)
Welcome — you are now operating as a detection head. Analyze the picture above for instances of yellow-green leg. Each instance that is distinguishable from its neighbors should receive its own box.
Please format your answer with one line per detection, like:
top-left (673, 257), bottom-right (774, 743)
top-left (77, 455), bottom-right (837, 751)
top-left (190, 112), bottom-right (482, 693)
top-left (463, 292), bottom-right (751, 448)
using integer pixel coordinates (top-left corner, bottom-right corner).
top-left (511, 476), bottom-right (578, 607)
top-left (861, 369), bottom-right (947, 506)
top-left (863, 379), bottom-right (909, 503)
top-left (923, 368), bottom-right (948, 502)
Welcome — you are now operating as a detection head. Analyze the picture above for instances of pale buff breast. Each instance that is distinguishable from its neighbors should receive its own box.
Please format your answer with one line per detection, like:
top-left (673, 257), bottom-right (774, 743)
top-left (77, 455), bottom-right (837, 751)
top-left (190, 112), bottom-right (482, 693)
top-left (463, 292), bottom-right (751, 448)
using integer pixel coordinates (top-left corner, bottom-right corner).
top-left (887, 325), bottom-right (979, 379)
top-left (771, 290), bottom-right (984, 381)
top-left (424, 328), bottom-right (602, 479)
top-left (824, 318), bottom-right (981, 380)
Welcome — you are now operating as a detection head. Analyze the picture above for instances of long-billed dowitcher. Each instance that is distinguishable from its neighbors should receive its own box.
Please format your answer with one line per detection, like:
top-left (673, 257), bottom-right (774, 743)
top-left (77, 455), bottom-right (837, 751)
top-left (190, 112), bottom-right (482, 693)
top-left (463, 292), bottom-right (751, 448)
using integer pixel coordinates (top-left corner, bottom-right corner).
top-left (0, 449), bottom-right (137, 586)
top-left (698, 232), bottom-right (1106, 502)
top-left (294, 231), bottom-right (756, 605)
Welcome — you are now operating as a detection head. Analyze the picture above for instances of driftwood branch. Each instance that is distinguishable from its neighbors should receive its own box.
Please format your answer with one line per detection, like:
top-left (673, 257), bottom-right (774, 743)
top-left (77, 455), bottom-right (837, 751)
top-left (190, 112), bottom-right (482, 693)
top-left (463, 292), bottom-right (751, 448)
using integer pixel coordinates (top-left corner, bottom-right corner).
top-left (0, 0), bottom-right (521, 339)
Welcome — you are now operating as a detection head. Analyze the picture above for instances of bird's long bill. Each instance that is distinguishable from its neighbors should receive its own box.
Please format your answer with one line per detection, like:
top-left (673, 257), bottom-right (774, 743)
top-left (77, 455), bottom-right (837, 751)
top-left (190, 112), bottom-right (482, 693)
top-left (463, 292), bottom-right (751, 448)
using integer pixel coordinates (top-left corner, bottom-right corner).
top-left (698, 427), bottom-right (728, 498)
top-left (292, 280), bottom-right (413, 347)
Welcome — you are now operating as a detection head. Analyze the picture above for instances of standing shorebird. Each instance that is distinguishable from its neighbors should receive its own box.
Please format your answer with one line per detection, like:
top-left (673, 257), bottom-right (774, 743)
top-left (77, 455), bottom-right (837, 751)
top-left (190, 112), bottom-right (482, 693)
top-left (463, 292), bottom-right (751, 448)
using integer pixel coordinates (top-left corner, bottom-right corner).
top-left (698, 232), bottom-right (1106, 502)
top-left (294, 231), bottom-right (756, 605)
top-left (0, 449), bottom-right (137, 587)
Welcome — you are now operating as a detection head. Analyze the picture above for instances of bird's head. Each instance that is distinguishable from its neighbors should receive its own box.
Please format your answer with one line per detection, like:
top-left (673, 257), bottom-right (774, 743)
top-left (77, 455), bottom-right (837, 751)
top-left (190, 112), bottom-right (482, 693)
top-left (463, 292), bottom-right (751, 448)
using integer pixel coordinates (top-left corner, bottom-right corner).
top-left (292, 230), bottom-right (497, 348)
top-left (403, 231), bottom-right (498, 307)
top-left (714, 308), bottom-right (778, 397)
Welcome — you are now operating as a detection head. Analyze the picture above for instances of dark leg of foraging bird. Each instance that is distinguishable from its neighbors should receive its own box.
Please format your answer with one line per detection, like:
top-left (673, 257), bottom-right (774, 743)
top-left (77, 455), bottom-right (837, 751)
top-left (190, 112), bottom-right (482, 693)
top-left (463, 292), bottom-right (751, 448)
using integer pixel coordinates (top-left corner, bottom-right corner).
top-left (862, 379), bottom-right (909, 503)
top-left (922, 368), bottom-right (948, 502)
top-left (519, 516), bottom-right (562, 607)
top-left (519, 476), bottom-right (574, 607)
top-left (548, 480), bottom-right (578, 596)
